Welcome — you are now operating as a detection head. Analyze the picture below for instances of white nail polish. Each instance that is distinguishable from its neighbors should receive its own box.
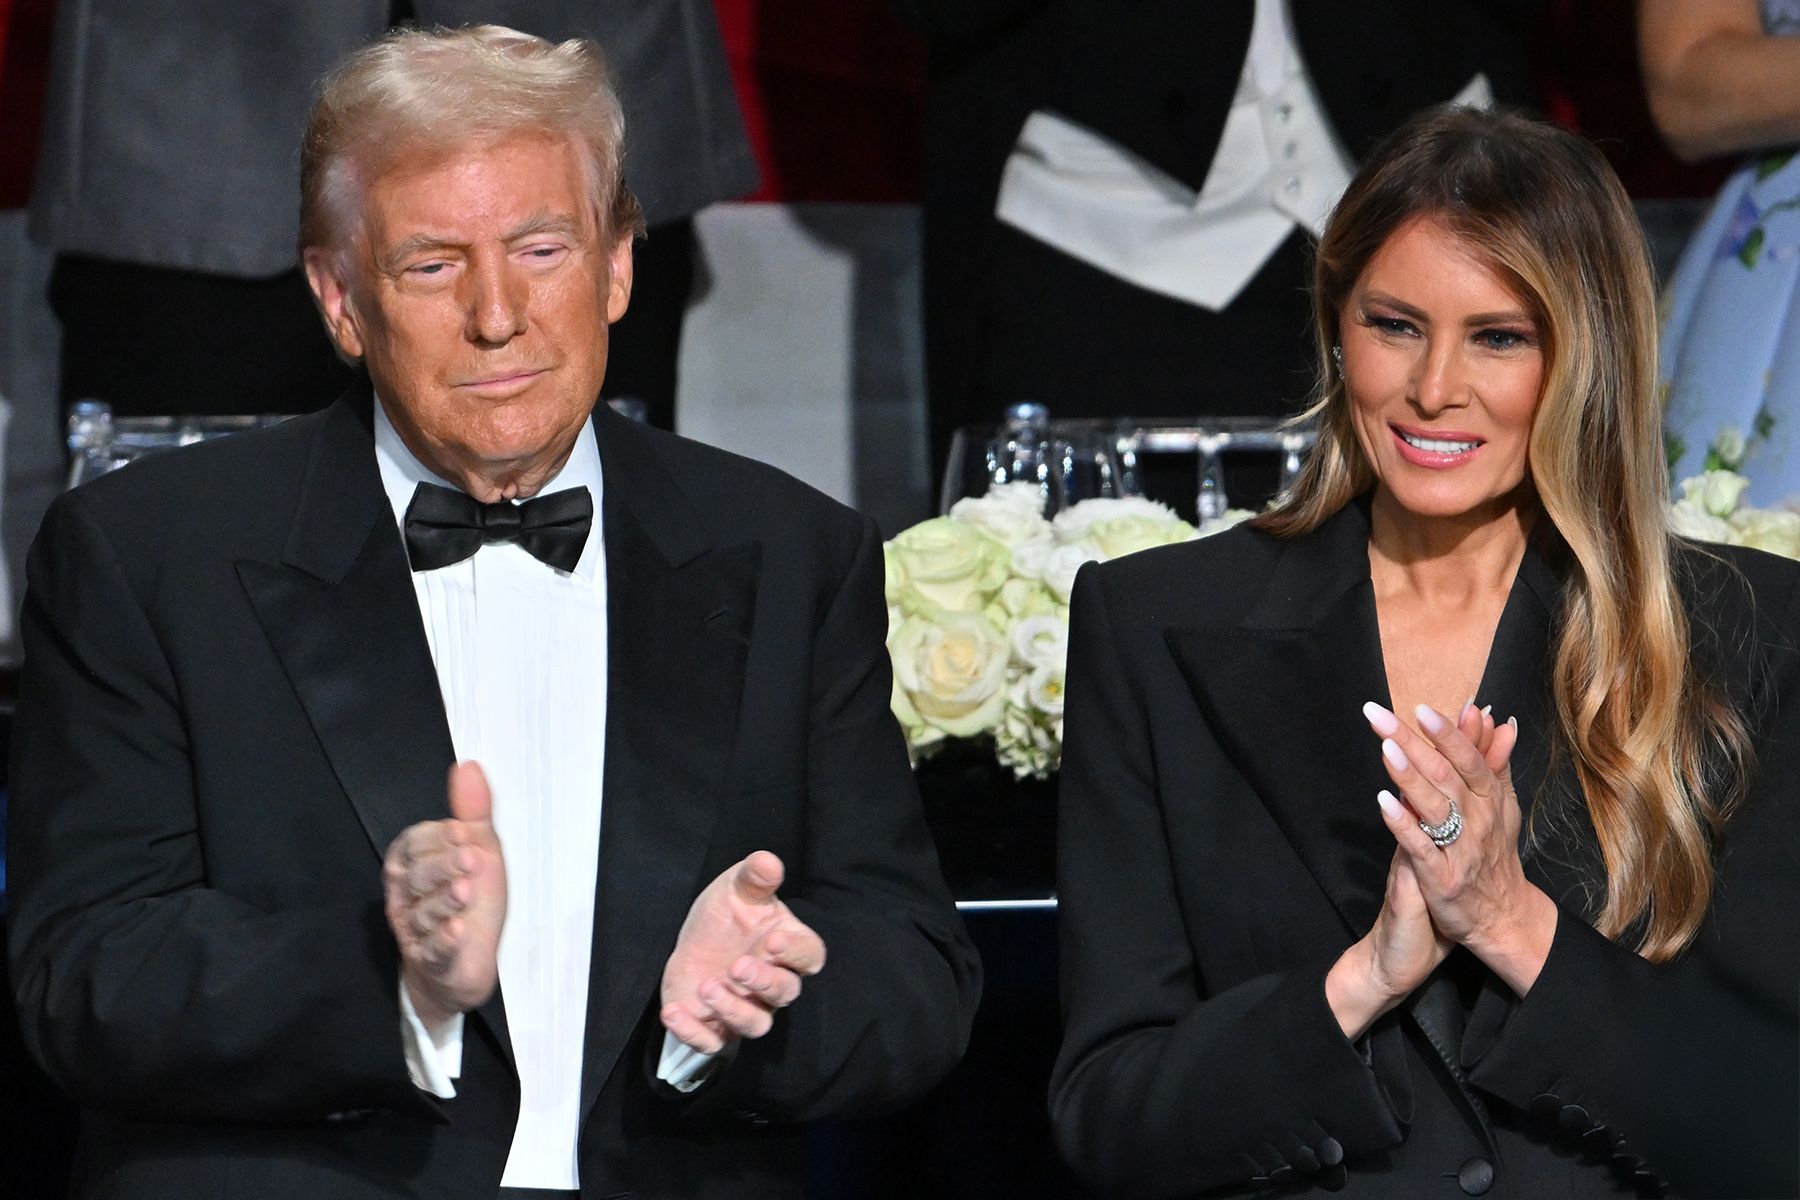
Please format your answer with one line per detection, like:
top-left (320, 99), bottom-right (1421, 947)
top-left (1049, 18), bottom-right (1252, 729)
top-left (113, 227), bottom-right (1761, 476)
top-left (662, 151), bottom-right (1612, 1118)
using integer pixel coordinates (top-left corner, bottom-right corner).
top-left (1376, 790), bottom-right (1405, 820)
top-left (1382, 738), bottom-right (1409, 771)
top-left (1363, 700), bottom-right (1400, 737)
top-left (1414, 704), bottom-right (1445, 735)
top-left (1507, 715), bottom-right (1518, 730)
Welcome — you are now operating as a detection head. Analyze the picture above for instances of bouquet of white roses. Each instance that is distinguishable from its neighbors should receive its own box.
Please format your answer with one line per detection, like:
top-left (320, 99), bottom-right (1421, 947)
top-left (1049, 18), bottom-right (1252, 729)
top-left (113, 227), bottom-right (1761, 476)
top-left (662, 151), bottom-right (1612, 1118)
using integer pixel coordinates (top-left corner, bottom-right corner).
top-left (884, 483), bottom-right (1252, 779)
top-left (1668, 427), bottom-right (1800, 558)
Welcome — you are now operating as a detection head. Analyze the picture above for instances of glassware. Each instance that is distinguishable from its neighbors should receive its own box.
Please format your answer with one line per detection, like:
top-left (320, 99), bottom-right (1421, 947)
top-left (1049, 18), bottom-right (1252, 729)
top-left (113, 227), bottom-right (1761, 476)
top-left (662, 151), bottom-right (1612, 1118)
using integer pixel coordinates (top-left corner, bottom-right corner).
top-left (1196, 431), bottom-right (1230, 524)
top-left (1051, 426), bottom-right (1125, 509)
top-left (64, 402), bottom-right (292, 490)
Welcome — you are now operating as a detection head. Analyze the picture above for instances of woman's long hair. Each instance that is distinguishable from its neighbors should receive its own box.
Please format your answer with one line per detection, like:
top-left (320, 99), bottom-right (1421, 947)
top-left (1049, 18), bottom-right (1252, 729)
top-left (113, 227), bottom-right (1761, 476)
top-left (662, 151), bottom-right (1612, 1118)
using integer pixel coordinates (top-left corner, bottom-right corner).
top-left (1255, 106), bottom-right (1750, 961)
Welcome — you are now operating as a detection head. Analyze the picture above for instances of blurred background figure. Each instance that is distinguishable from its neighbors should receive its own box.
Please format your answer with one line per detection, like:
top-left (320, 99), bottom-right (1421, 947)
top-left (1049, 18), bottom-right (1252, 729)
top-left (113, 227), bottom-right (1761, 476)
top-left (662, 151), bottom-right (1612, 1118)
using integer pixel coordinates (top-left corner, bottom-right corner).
top-left (29, 0), bottom-right (755, 430)
top-left (891, 0), bottom-right (1542, 502)
top-left (1643, 0), bottom-right (1800, 502)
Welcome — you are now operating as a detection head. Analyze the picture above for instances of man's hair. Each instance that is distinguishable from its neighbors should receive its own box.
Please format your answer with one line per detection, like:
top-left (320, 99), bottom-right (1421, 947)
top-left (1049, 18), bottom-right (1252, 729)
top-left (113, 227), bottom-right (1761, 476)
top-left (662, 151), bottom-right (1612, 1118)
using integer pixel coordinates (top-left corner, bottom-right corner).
top-left (299, 24), bottom-right (645, 259)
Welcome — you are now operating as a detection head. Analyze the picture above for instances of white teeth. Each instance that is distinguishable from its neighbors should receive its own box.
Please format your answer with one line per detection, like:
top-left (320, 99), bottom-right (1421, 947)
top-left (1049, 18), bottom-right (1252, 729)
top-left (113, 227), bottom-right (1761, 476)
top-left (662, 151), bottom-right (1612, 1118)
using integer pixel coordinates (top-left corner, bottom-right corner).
top-left (1399, 431), bottom-right (1479, 454)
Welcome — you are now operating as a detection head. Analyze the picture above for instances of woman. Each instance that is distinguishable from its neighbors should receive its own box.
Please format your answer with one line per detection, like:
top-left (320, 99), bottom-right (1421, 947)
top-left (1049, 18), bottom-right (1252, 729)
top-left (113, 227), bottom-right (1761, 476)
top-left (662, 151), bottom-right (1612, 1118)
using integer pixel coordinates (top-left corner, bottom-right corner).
top-left (1645, 0), bottom-right (1800, 497)
top-left (1052, 106), bottom-right (1799, 1199)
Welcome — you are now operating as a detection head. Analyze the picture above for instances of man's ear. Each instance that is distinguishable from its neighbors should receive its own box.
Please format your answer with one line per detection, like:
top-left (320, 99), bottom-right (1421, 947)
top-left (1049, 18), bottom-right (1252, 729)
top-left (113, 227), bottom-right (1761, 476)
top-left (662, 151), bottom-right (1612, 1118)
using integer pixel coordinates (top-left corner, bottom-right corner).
top-left (605, 233), bottom-right (635, 325)
top-left (302, 247), bottom-right (366, 360)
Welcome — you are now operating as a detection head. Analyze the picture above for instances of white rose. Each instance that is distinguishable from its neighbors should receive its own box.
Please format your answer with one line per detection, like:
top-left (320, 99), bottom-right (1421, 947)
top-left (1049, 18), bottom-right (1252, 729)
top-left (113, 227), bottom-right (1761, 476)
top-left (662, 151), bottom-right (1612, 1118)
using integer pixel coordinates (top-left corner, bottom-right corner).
top-left (1669, 499), bottom-right (1740, 545)
top-left (889, 675), bottom-right (947, 759)
top-left (1197, 508), bottom-right (1257, 537)
top-left (1042, 541), bottom-right (1101, 604)
top-left (1009, 614), bottom-right (1068, 672)
top-left (994, 577), bottom-right (1057, 621)
top-left (888, 611), bottom-right (1011, 736)
top-left (885, 516), bottom-right (1012, 614)
top-left (1010, 532), bottom-right (1056, 581)
top-left (950, 485), bottom-right (1052, 547)
top-left (1678, 470), bottom-right (1751, 519)
top-left (1052, 496), bottom-right (1184, 544)
top-left (1710, 426), bottom-right (1748, 470)
top-left (1025, 662), bottom-right (1066, 719)
top-left (1730, 507), bottom-right (1800, 558)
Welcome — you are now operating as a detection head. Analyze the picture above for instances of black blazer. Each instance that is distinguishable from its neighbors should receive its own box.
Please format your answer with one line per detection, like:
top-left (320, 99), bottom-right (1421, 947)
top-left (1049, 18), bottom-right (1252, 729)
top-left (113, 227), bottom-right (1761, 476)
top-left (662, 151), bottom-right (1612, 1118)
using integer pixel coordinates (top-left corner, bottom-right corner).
top-left (1052, 500), bottom-right (1800, 1198)
top-left (5, 388), bottom-right (981, 1200)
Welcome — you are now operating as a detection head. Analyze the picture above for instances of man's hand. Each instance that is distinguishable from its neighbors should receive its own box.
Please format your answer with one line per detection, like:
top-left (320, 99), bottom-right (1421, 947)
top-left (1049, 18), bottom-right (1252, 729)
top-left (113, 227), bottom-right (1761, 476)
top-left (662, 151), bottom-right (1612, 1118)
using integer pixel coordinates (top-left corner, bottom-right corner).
top-left (382, 761), bottom-right (507, 1030)
top-left (660, 851), bottom-right (825, 1055)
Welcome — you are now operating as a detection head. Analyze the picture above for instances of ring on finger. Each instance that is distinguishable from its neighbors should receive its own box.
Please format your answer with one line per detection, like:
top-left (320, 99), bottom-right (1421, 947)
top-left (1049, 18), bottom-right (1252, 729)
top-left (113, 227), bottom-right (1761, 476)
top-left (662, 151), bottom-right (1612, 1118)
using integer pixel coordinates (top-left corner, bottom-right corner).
top-left (1419, 795), bottom-right (1463, 848)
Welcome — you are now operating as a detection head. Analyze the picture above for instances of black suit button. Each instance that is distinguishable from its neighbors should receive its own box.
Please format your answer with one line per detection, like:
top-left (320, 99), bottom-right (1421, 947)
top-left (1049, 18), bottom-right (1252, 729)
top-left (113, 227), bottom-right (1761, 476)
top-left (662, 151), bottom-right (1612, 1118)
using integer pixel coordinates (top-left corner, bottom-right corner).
top-left (1557, 1103), bottom-right (1592, 1133)
top-left (1317, 1135), bottom-right (1344, 1166)
top-left (1612, 1150), bottom-right (1644, 1172)
top-left (1268, 1164), bottom-right (1296, 1187)
top-left (1292, 1145), bottom-right (1320, 1174)
top-left (1529, 1092), bottom-right (1563, 1121)
top-left (1317, 1163), bottom-right (1348, 1192)
top-left (1457, 1156), bottom-right (1494, 1195)
top-left (1633, 1167), bottom-right (1667, 1197)
top-left (1581, 1125), bottom-right (1615, 1154)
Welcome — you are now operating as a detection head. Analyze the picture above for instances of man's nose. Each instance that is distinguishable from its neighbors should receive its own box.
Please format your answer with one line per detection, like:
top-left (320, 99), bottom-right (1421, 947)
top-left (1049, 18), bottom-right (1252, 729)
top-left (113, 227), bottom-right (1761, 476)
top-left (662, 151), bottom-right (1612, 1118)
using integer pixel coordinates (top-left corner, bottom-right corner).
top-left (464, 254), bottom-right (528, 345)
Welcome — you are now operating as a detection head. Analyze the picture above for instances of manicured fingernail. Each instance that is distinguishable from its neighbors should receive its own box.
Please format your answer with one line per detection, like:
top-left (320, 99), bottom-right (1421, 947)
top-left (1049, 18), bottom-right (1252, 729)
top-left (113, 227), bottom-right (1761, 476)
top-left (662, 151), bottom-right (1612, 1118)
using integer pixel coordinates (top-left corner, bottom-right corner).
top-left (1414, 704), bottom-right (1446, 735)
top-left (1381, 738), bottom-right (1409, 771)
top-left (1507, 715), bottom-right (1518, 730)
top-left (1362, 701), bottom-right (1399, 737)
top-left (1376, 790), bottom-right (1405, 820)
top-left (1481, 704), bottom-right (1493, 716)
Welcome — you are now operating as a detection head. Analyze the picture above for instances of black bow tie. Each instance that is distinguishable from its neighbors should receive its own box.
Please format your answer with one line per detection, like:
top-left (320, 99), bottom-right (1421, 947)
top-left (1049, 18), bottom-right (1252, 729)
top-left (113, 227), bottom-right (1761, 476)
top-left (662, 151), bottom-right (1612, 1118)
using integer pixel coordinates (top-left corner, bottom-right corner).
top-left (403, 482), bottom-right (593, 573)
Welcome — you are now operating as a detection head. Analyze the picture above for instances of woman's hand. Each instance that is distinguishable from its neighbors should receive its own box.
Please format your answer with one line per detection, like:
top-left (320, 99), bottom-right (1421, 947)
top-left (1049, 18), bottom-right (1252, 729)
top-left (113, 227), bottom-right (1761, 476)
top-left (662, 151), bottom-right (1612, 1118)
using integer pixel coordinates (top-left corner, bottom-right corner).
top-left (1363, 700), bottom-right (1558, 996)
top-left (1327, 704), bottom-right (1494, 1039)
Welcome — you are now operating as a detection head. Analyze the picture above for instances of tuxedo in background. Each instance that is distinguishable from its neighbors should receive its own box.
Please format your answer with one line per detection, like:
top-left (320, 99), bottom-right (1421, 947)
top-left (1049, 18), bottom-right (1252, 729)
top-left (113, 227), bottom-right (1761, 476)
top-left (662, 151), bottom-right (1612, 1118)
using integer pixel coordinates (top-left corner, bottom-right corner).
top-left (30, 0), bottom-right (754, 423)
top-left (892, 0), bottom-right (1543, 487)
top-left (6, 386), bottom-right (981, 1198)
top-left (1053, 500), bottom-right (1800, 1198)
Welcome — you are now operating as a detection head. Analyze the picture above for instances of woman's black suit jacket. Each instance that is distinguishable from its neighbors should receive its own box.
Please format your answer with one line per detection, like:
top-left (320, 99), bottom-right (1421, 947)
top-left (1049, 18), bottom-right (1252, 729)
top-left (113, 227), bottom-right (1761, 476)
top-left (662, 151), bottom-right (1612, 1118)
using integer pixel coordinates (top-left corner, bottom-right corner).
top-left (1052, 499), bottom-right (1800, 1198)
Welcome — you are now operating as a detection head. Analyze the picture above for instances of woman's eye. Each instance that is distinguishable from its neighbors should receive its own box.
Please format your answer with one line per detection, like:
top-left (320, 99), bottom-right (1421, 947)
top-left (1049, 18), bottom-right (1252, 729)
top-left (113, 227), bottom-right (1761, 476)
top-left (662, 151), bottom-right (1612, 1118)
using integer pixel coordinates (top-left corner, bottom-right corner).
top-left (1370, 316), bottom-right (1415, 337)
top-left (1475, 329), bottom-right (1531, 351)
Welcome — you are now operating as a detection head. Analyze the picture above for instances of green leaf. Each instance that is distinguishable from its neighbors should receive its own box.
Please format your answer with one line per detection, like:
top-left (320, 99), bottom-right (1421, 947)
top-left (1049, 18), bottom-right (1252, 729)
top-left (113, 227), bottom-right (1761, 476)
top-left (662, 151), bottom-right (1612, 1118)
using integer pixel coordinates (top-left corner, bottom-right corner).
top-left (1739, 226), bottom-right (1767, 269)
top-left (1756, 150), bottom-right (1796, 182)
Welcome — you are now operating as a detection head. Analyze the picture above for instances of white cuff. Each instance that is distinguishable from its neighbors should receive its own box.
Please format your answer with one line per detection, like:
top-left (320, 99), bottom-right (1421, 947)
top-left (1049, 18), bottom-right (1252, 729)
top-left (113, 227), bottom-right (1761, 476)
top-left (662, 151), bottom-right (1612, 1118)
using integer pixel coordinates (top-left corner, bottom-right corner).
top-left (656, 1031), bottom-right (723, 1094)
top-left (399, 981), bottom-right (464, 1098)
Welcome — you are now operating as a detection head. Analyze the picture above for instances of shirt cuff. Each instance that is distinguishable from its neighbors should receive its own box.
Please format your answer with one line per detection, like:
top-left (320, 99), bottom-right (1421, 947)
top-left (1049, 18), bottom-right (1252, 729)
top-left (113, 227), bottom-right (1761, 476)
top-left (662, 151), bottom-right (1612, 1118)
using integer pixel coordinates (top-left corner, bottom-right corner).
top-left (399, 980), bottom-right (464, 1099)
top-left (656, 1031), bottom-right (723, 1094)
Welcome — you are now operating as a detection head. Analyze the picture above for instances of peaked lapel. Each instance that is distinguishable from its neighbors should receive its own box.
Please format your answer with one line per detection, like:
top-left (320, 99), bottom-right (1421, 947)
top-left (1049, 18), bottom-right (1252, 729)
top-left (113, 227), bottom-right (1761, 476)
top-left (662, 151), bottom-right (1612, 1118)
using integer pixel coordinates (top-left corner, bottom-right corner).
top-left (1165, 499), bottom-right (1572, 1159)
top-left (235, 385), bottom-right (513, 1069)
top-left (579, 406), bottom-right (759, 1119)
top-left (1165, 500), bottom-right (1397, 937)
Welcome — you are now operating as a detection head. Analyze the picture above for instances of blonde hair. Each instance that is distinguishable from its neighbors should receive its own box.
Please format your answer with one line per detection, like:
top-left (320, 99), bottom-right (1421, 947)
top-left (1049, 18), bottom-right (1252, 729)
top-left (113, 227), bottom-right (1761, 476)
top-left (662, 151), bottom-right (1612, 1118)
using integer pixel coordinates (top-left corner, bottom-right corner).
top-left (1257, 106), bottom-right (1751, 961)
top-left (299, 24), bottom-right (645, 258)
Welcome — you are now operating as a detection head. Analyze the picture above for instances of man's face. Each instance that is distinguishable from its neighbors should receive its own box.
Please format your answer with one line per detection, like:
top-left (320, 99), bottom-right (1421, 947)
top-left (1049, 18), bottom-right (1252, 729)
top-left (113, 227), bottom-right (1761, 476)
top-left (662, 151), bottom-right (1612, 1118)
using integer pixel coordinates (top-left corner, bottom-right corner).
top-left (306, 131), bottom-right (633, 501)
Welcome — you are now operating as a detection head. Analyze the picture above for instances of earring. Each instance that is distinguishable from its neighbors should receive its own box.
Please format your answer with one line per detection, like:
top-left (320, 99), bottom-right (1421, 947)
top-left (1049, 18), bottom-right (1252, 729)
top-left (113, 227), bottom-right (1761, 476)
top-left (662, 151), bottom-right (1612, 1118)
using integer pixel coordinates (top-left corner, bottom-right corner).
top-left (1331, 344), bottom-right (1344, 375)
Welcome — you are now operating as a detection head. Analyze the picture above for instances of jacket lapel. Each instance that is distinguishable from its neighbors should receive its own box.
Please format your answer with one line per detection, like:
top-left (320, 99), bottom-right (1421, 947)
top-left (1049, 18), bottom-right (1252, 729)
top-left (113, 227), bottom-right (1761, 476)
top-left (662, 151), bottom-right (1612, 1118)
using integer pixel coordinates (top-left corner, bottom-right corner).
top-left (235, 387), bottom-right (513, 1069)
top-left (1166, 500), bottom-right (1571, 1160)
top-left (1165, 500), bottom-right (1397, 936)
top-left (579, 407), bottom-right (759, 1117)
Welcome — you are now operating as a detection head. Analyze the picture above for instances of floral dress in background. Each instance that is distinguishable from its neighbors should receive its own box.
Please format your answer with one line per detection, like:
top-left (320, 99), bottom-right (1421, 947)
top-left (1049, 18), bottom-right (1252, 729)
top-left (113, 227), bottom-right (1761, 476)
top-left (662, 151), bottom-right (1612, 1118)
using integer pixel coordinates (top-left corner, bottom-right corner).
top-left (1661, 0), bottom-right (1800, 504)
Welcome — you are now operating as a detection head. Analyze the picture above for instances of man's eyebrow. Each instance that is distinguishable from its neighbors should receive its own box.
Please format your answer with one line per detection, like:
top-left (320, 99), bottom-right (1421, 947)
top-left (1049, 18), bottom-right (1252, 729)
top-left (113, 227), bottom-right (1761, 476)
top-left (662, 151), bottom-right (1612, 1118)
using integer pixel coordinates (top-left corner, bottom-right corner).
top-left (377, 213), bottom-right (585, 269)
top-left (505, 211), bottom-right (584, 241)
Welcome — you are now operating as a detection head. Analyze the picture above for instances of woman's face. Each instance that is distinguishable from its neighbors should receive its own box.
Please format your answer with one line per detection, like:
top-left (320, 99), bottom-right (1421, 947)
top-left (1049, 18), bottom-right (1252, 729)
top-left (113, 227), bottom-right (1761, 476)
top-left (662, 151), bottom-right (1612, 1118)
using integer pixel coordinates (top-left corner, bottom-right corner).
top-left (1338, 215), bottom-right (1545, 524)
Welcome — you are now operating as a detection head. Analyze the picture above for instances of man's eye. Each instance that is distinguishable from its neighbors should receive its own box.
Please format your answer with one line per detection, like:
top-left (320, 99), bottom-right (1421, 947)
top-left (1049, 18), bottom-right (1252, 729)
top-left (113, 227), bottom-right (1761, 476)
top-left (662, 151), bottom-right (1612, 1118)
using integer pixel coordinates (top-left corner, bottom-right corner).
top-left (408, 262), bottom-right (450, 277)
top-left (522, 245), bottom-right (567, 260)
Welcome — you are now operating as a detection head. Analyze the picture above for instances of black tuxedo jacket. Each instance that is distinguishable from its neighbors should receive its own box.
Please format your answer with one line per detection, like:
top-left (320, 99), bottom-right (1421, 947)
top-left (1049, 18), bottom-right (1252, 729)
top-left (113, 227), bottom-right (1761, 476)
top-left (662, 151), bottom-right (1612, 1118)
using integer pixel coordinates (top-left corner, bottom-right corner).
top-left (1052, 500), bottom-right (1799, 1198)
top-left (6, 389), bottom-right (981, 1199)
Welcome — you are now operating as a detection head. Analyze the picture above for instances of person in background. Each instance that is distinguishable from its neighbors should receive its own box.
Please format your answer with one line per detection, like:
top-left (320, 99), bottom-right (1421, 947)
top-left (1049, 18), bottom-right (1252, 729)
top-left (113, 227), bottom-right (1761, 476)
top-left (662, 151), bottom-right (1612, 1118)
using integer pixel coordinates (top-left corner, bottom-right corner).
top-left (892, 0), bottom-right (1541, 509)
top-left (29, 0), bottom-right (753, 429)
top-left (1053, 106), bottom-right (1797, 1198)
top-left (1644, 0), bottom-right (1800, 501)
top-left (8, 25), bottom-right (978, 1200)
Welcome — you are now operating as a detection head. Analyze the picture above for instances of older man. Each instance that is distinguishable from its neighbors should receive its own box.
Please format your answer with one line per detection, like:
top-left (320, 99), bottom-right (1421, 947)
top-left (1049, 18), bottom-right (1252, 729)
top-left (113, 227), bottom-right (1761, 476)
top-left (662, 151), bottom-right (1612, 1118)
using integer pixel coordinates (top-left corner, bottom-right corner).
top-left (6, 25), bottom-right (979, 1200)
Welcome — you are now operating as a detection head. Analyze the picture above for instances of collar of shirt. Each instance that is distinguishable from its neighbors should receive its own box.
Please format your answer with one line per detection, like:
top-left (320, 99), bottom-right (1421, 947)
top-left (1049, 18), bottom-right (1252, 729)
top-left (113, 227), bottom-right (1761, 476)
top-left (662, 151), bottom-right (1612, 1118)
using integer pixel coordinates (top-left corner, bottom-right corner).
top-left (372, 397), bottom-right (605, 583)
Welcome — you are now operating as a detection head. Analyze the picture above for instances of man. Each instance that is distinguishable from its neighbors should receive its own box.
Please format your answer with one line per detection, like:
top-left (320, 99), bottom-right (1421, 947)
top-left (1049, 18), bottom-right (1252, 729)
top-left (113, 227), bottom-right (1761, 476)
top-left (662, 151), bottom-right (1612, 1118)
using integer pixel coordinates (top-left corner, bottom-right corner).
top-left (6, 25), bottom-right (979, 1200)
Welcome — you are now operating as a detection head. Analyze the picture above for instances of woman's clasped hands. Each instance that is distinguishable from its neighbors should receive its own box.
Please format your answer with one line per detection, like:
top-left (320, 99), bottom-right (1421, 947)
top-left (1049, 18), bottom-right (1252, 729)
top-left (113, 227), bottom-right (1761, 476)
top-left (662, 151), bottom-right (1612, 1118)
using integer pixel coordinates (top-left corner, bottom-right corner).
top-left (1325, 700), bottom-right (1560, 1039)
